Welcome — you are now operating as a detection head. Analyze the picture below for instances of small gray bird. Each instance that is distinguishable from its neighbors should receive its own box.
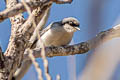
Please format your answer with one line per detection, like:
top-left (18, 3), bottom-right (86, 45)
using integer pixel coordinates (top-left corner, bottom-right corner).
top-left (32, 17), bottom-right (80, 48)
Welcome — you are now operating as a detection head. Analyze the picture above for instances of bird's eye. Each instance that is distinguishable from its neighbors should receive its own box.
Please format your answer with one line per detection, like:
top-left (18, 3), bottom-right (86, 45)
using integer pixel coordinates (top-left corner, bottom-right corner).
top-left (69, 22), bottom-right (79, 26)
top-left (68, 21), bottom-right (76, 26)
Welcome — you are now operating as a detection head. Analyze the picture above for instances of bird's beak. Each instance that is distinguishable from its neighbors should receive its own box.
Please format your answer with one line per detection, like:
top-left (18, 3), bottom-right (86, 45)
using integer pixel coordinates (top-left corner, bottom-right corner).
top-left (74, 27), bottom-right (80, 30)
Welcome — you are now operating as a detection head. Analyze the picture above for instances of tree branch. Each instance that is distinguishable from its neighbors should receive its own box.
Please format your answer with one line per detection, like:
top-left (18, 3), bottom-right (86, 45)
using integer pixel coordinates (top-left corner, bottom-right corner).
top-left (1, 0), bottom-right (25, 79)
top-left (24, 42), bottom-right (89, 60)
top-left (0, 0), bottom-right (72, 22)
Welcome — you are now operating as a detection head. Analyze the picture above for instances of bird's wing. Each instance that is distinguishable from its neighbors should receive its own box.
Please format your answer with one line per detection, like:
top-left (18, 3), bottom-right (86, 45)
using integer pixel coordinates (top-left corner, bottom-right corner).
top-left (30, 23), bottom-right (53, 49)
top-left (40, 23), bottom-right (53, 36)
top-left (40, 21), bottom-right (62, 36)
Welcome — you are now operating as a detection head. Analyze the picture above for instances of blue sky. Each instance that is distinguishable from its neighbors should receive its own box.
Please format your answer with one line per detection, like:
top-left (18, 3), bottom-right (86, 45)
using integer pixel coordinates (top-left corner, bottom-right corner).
top-left (0, 0), bottom-right (120, 80)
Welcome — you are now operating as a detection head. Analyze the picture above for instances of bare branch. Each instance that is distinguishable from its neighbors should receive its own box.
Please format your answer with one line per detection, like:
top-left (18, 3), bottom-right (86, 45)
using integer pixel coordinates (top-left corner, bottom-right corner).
top-left (0, 0), bottom-right (72, 22)
top-left (88, 24), bottom-right (120, 49)
top-left (28, 49), bottom-right (43, 80)
top-left (0, 0), bottom-right (25, 79)
top-left (24, 42), bottom-right (89, 60)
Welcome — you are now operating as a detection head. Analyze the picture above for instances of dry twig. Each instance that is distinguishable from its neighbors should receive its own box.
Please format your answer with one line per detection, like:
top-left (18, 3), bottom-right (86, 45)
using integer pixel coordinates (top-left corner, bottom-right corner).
top-left (28, 49), bottom-right (43, 80)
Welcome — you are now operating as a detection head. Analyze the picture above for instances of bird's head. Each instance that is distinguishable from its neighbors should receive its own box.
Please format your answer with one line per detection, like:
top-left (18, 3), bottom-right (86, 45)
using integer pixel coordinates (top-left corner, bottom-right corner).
top-left (62, 17), bottom-right (80, 32)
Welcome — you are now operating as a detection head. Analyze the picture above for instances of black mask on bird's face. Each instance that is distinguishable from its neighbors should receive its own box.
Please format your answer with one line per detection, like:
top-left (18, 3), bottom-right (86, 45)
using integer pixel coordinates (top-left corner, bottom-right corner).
top-left (62, 17), bottom-right (80, 32)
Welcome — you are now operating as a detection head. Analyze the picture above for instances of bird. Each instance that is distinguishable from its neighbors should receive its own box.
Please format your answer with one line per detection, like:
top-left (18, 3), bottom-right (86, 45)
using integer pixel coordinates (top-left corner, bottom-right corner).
top-left (31, 17), bottom-right (80, 48)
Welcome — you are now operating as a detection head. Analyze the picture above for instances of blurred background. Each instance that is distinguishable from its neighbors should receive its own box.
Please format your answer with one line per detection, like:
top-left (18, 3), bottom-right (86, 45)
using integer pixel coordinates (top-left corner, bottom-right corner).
top-left (0, 0), bottom-right (120, 80)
